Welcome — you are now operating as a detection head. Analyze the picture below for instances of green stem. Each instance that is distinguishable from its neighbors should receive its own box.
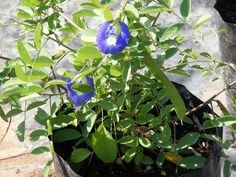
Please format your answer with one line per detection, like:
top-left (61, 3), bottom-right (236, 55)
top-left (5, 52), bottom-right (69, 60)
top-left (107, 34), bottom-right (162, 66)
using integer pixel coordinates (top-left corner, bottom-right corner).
top-left (0, 56), bottom-right (12, 61)
top-left (141, 51), bottom-right (186, 120)
top-left (117, 0), bottom-right (129, 20)
top-left (53, 7), bottom-right (80, 31)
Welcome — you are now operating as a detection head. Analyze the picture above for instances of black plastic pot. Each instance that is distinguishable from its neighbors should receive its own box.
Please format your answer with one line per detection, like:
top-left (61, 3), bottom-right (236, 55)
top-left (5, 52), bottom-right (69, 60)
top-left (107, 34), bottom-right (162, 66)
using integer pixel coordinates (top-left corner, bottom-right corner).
top-left (214, 0), bottom-right (236, 24)
top-left (52, 82), bottom-right (222, 177)
top-left (214, 1), bottom-right (236, 113)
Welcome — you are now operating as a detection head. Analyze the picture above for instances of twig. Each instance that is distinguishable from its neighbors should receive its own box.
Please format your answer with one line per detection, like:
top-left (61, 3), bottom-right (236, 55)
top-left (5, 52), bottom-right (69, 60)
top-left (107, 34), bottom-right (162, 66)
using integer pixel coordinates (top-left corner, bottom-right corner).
top-left (186, 80), bottom-right (236, 116)
top-left (0, 118), bottom-right (12, 144)
top-left (52, 7), bottom-right (80, 31)
top-left (44, 32), bottom-right (76, 53)
top-left (152, 13), bottom-right (161, 26)
top-left (0, 152), bottom-right (31, 161)
top-left (0, 56), bottom-right (12, 61)
top-left (43, 92), bottom-right (66, 96)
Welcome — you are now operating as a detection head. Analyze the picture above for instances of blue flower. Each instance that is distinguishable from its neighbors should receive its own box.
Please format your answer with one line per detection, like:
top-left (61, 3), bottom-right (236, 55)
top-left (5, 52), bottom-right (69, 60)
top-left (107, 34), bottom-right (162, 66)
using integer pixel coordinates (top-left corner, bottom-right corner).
top-left (96, 21), bottom-right (130, 55)
top-left (66, 76), bottom-right (95, 106)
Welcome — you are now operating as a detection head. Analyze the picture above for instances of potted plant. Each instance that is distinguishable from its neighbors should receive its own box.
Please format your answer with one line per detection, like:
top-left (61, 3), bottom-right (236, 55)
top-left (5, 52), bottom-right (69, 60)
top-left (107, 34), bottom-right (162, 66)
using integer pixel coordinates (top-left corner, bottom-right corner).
top-left (0, 0), bottom-right (236, 176)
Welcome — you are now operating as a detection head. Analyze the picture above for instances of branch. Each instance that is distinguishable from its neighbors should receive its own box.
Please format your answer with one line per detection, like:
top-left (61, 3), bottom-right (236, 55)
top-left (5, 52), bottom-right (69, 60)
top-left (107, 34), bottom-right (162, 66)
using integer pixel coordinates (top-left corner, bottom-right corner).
top-left (186, 80), bottom-right (236, 116)
top-left (0, 56), bottom-right (12, 61)
top-left (44, 32), bottom-right (76, 52)
top-left (52, 7), bottom-right (80, 32)
top-left (0, 118), bottom-right (11, 144)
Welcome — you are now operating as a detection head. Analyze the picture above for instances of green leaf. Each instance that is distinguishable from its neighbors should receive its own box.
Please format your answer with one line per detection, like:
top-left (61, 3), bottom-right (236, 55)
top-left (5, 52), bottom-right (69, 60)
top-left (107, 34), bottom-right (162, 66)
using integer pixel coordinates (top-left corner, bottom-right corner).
top-left (30, 129), bottom-right (48, 141)
top-left (0, 106), bottom-right (7, 122)
top-left (91, 0), bottom-right (103, 7)
top-left (34, 23), bottom-right (42, 49)
top-left (85, 112), bottom-right (97, 133)
top-left (46, 79), bottom-right (67, 87)
top-left (141, 155), bottom-right (154, 165)
top-left (2, 78), bottom-right (25, 89)
top-left (117, 119), bottom-right (135, 130)
top-left (17, 9), bottom-right (32, 19)
top-left (119, 136), bottom-right (137, 146)
top-left (27, 100), bottom-right (47, 111)
top-left (139, 6), bottom-right (170, 15)
top-left (156, 152), bottom-right (165, 167)
top-left (164, 0), bottom-right (175, 8)
top-left (20, 84), bottom-right (43, 96)
top-left (81, 29), bottom-right (97, 43)
top-left (43, 160), bottom-right (52, 177)
top-left (2, 86), bottom-right (21, 97)
top-left (104, 5), bottom-right (113, 21)
top-left (77, 46), bottom-right (102, 60)
top-left (202, 119), bottom-right (220, 129)
top-left (72, 84), bottom-right (94, 94)
top-left (140, 102), bottom-right (154, 114)
top-left (162, 124), bottom-right (171, 143)
top-left (92, 124), bottom-right (117, 163)
top-left (99, 100), bottom-right (117, 111)
top-left (193, 14), bottom-right (211, 29)
top-left (165, 48), bottom-right (178, 59)
top-left (33, 56), bottom-right (54, 68)
top-left (71, 148), bottom-right (91, 163)
top-left (26, 70), bottom-right (47, 81)
top-left (5, 108), bottom-right (23, 118)
top-left (124, 4), bottom-right (139, 19)
top-left (122, 62), bottom-right (131, 82)
top-left (224, 159), bottom-right (232, 177)
top-left (0, 19), bottom-right (3, 26)
top-left (139, 136), bottom-right (152, 148)
top-left (179, 156), bottom-right (206, 169)
top-left (21, 0), bottom-right (40, 7)
top-left (180, 0), bottom-right (191, 21)
top-left (53, 128), bottom-right (81, 143)
top-left (16, 121), bottom-right (25, 142)
top-left (31, 146), bottom-right (49, 154)
top-left (17, 39), bottom-right (32, 65)
top-left (73, 9), bottom-right (97, 17)
top-left (72, 13), bottom-right (86, 29)
top-left (71, 67), bottom-right (95, 82)
top-left (160, 23), bottom-right (184, 42)
top-left (176, 132), bottom-right (200, 150)
top-left (34, 108), bottom-right (49, 126)
top-left (15, 63), bottom-right (27, 82)
top-left (141, 51), bottom-right (186, 120)
top-left (110, 65), bottom-right (122, 77)
top-left (138, 113), bottom-right (155, 125)
top-left (168, 69), bottom-right (191, 77)
top-left (203, 115), bottom-right (236, 128)
top-left (219, 115), bottom-right (236, 126)
top-left (52, 115), bottom-right (75, 128)
top-left (124, 147), bottom-right (136, 163)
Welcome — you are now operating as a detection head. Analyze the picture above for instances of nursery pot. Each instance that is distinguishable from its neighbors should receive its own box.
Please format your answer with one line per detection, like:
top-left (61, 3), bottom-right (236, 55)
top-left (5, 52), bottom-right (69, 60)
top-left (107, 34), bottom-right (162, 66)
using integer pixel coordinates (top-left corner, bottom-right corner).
top-left (52, 82), bottom-right (222, 177)
top-left (214, 0), bottom-right (236, 113)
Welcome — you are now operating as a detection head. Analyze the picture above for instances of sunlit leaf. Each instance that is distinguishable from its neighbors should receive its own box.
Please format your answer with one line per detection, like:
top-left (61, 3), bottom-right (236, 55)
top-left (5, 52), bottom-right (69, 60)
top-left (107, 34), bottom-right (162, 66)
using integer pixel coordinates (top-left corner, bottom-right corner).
top-left (34, 23), bottom-right (42, 49)
top-left (180, 0), bottom-right (191, 21)
top-left (17, 39), bottom-right (32, 65)
top-left (92, 124), bottom-right (117, 163)
top-left (16, 121), bottom-right (25, 142)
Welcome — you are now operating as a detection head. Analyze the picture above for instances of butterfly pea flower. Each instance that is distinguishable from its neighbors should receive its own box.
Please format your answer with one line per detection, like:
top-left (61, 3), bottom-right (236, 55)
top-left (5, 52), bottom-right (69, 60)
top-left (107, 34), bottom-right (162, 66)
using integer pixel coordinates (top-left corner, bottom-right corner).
top-left (66, 76), bottom-right (95, 106)
top-left (96, 21), bottom-right (130, 55)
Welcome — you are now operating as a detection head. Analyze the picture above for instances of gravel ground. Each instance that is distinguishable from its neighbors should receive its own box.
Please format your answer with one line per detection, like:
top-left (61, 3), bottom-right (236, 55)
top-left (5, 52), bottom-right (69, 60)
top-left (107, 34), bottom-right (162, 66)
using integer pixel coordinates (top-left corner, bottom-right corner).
top-left (0, 0), bottom-right (235, 176)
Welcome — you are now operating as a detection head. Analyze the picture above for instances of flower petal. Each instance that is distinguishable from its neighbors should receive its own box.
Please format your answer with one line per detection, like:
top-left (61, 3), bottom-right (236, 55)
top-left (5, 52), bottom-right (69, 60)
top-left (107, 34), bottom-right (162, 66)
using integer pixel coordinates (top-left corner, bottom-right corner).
top-left (66, 76), bottom-right (95, 106)
top-left (96, 21), bottom-right (130, 55)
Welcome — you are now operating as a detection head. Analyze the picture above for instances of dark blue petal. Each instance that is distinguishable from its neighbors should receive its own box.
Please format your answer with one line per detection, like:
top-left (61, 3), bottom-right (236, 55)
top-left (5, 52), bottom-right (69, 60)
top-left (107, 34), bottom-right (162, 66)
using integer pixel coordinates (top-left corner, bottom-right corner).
top-left (66, 76), bottom-right (95, 106)
top-left (96, 21), bottom-right (130, 55)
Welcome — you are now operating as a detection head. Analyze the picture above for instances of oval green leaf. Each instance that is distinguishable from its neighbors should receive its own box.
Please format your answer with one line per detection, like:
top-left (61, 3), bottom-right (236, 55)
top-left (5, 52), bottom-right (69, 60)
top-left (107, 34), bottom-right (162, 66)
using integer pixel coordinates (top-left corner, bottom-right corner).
top-left (92, 124), bottom-right (117, 163)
